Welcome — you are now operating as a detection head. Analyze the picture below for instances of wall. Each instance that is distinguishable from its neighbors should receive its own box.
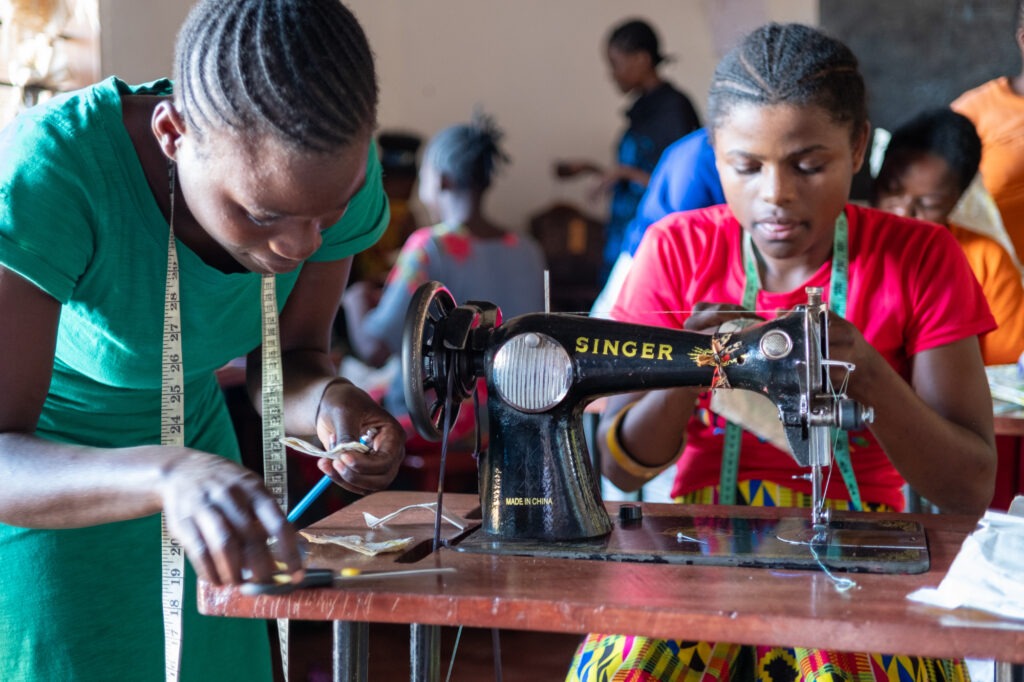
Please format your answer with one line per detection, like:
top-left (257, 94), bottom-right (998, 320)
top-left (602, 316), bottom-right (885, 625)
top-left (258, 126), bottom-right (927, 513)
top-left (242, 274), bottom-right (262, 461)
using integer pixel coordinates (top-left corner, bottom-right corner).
top-left (347, 0), bottom-right (817, 231)
top-left (97, 0), bottom-right (817, 231)
top-left (821, 0), bottom-right (1019, 133)
top-left (98, 0), bottom-right (193, 83)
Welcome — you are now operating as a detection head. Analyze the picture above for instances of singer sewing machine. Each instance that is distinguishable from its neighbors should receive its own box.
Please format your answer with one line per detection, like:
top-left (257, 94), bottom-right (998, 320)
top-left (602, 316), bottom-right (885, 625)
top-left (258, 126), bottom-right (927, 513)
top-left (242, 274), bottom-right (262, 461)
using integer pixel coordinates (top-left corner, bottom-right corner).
top-left (401, 281), bottom-right (929, 574)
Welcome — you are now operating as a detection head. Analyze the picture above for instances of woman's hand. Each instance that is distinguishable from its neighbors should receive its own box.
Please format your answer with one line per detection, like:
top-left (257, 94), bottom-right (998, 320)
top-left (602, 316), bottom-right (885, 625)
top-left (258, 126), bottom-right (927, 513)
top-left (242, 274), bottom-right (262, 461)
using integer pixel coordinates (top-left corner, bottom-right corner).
top-left (821, 313), bottom-right (994, 515)
top-left (313, 380), bottom-right (404, 495)
top-left (684, 302), bottom-right (764, 333)
top-left (160, 451), bottom-right (302, 586)
top-left (591, 164), bottom-right (651, 197)
top-left (821, 313), bottom-right (886, 402)
top-left (553, 159), bottom-right (602, 179)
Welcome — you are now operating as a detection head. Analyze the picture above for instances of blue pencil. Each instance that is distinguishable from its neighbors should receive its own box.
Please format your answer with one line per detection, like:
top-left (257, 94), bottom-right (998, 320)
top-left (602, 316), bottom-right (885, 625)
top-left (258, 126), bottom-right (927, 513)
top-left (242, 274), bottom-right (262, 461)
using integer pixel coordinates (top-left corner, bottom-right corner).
top-left (287, 474), bottom-right (332, 523)
top-left (286, 430), bottom-right (376, 524)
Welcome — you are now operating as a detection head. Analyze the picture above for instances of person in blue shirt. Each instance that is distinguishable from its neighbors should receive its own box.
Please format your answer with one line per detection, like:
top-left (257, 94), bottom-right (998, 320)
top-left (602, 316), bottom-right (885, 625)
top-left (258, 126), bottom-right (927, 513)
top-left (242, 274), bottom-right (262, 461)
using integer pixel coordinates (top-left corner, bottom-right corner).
top-left (555, 18), bottom-right (700, 285)
top-left (591, 127), bottom-right (724, 319)
top-left (621, 127), bottom-right (724, 256)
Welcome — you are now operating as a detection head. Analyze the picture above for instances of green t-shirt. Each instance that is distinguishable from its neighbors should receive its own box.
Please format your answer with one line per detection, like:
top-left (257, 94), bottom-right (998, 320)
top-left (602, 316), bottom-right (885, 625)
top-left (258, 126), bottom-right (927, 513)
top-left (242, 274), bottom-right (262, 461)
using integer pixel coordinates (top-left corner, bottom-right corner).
top-left (0, 78), bottom-right (388, 681)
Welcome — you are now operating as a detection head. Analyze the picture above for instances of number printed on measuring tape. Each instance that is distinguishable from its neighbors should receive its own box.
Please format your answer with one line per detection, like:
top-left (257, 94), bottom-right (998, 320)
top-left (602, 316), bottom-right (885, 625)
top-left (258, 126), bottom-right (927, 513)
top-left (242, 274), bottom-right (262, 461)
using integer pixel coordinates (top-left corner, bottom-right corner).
top-left (161, 219), bottom-right (186, 682)
top-left (261, 275), bottom-right (288, 513)
top-left (260, 275), bottom-right (291, 680)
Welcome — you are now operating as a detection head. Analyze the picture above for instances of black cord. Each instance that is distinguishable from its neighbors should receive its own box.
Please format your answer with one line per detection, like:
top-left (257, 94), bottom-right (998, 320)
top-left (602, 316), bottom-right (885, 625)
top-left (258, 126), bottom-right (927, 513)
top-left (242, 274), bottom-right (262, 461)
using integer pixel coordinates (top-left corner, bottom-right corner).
top-left (472, 381), bottom-right (482, 458)
top-left (432, 362), bottom-right (456, 552)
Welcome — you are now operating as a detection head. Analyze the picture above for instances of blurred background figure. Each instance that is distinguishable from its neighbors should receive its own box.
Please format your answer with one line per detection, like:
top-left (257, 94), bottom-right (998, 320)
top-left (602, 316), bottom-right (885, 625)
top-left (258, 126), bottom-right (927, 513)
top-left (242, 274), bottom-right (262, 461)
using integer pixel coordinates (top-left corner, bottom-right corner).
top-left (343, 111), bottom-right (546, 437)
top-left (874, 107), bottom-right (1024, 366)
top-left (554, 17), bottom-right (700, 285)
top-left (590, 126), bottom-right (724, 319)
top-left (349, 130), bottom-right (425, 285)
top-left (952, 2), bottom-right (1024, 264)
top-left (0, 0), bottom-right (95, 121)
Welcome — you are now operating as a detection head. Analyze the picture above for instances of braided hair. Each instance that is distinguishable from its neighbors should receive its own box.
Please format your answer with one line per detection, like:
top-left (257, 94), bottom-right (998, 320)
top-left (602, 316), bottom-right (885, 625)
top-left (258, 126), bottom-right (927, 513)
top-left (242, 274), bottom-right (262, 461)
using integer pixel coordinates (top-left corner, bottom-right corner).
top-left (707, 23), bottom-right (866, 140)
top-left (607, 18), bottom-right (665, 67)
top-left (173, 0), bottom-right (377, 153)
top-left (884, 108), bottom-right (981, 195)
top-left (423, 111), bottom-right (510, 192)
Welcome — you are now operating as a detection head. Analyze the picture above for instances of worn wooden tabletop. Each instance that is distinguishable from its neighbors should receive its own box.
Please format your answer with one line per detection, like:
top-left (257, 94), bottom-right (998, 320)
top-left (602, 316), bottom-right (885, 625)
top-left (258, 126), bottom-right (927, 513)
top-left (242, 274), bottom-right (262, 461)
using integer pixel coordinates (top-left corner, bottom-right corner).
top-left (198, 491), bottom-right (1024, 663)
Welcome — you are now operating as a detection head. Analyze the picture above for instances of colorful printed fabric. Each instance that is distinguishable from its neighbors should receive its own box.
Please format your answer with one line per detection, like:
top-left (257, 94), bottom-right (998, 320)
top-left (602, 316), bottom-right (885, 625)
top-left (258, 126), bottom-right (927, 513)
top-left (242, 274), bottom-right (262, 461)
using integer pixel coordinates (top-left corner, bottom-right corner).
top-left (565, 482), bottom-right (971, 682)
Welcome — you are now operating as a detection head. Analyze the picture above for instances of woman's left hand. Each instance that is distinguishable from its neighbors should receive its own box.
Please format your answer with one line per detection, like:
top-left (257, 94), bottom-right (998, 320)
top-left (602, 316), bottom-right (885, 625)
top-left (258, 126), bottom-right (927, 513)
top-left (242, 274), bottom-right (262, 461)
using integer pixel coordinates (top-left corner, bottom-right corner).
top-left (312, 380), bottom-right (405, 495)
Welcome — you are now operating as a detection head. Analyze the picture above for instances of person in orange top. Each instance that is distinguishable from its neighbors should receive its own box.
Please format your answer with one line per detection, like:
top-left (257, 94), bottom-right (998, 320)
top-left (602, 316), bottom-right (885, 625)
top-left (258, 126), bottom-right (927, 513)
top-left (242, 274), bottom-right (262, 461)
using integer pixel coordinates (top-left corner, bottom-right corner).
top-left (952, 5), bottom-right (1024, 262)
top-left (875, 107), bottom-right (1024, 365)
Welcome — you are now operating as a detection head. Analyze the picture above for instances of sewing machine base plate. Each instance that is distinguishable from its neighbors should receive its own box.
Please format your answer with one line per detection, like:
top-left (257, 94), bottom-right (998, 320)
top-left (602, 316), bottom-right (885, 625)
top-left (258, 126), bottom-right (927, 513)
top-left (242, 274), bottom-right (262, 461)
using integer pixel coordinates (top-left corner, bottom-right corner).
top-left (451, 513), bottom-right (929, 574)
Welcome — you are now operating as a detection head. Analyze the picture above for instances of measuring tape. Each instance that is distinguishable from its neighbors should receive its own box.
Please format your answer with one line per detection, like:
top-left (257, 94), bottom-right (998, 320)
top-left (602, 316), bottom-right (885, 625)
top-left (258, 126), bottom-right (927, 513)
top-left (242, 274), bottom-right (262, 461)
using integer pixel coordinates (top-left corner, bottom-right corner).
top-left (261, 275), bottom-right (288, 510)
top-left (260, 274), bottom-right (291, 680)
top-left (720, 212), bottom-right (862, 509)
top-left (160, 165), bottom-right (185, 681)
top-left (160, 163), bottom-right (292, 680)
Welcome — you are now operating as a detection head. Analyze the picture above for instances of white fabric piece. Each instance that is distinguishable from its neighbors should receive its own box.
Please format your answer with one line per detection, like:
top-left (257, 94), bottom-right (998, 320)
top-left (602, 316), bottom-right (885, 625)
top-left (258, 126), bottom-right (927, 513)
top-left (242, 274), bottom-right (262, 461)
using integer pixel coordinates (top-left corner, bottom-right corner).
top-left (907, 497), bottom-right (1024, 621)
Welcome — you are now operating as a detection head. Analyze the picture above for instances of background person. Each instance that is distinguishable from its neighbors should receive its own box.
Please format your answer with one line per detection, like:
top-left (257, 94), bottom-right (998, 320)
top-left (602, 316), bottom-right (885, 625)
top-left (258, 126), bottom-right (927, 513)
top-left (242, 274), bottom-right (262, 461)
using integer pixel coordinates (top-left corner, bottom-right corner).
top-left (590, 126), bottom-right (724, 319)
top-left (874, 107), bottom-right (1024, 366)
top-left (952, 0), bottom-right (1024, 263)
top-left (554, 17), bottom-right (700, 285)
top-left (344, 112), bottom-right (546, 420)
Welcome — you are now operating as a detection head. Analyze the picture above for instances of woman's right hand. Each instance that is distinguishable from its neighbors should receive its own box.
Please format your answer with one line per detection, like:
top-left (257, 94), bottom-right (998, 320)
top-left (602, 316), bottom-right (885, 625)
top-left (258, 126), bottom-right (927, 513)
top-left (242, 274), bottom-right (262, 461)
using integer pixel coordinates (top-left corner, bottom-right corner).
top-left (553, 159), bottom-right (601, 179)
top-left (684, 302), bottom-right (764, 333)
top-left (159, 451), bottom-right (302, 586)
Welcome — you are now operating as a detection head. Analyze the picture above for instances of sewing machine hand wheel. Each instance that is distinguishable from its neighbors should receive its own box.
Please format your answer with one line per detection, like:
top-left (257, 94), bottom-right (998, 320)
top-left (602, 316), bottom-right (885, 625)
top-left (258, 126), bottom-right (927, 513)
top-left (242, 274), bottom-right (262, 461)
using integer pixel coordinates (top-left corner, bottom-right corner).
top-left (402, 282), bottom-right (477, 442)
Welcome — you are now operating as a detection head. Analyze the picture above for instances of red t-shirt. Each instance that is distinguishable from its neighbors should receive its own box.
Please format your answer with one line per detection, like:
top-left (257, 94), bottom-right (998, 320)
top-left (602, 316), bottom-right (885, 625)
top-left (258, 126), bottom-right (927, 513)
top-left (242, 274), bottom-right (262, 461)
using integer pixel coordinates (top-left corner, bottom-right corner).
top-left (613, 203), bottom-right (996, 509)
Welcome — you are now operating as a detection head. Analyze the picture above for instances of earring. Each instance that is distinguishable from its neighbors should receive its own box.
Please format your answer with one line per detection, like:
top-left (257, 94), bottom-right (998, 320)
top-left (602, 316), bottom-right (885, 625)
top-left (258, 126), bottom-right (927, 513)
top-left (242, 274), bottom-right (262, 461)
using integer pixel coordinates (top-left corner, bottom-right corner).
top-left (162, 134), bottom-right (178, 161)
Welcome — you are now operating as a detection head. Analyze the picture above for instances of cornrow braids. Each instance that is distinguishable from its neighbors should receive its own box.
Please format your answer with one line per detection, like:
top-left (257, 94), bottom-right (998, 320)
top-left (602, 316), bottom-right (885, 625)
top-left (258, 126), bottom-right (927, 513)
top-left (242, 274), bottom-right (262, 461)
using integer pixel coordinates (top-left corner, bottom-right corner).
top-left (173, 0), bottom-right (377, 153)
top-left (885, 108), bottom-right (981, 195)
top-left (423, 110), bottom-right (511, 191)
top-left (707, 23), bottom-right (867, 141)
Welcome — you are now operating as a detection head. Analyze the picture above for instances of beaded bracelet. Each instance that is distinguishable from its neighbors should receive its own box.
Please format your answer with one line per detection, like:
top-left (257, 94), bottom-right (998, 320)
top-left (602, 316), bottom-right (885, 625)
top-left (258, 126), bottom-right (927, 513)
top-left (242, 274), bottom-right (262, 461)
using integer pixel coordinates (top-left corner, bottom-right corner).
top-left (604, 400), bottom-right (670, 480)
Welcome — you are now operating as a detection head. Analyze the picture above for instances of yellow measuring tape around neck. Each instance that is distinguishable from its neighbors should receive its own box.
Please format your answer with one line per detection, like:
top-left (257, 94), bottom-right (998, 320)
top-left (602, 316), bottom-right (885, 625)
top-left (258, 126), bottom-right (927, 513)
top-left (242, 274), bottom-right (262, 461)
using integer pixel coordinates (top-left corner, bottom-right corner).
top-left (160, 163), bottom-right (291, 681)
top-left (160, 163), bottom-right (185, 682)
top-left (261, 275), bottom-right (287, 511)
top-left (719, 213), bottom-right (862, 509)
top-left (260, 274), bottom-right (291, 681)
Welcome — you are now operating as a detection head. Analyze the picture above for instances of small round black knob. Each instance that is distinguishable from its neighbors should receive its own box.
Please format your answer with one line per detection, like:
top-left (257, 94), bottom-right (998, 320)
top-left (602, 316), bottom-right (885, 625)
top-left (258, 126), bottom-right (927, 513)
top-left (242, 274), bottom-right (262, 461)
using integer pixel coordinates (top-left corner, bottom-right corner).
top-left (619, 503), bottom-right (643, 526)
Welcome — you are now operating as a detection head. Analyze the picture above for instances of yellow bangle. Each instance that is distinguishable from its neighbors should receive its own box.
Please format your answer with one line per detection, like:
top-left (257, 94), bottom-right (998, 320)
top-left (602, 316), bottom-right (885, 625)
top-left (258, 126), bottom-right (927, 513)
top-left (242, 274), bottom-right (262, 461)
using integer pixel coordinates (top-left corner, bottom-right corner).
top-left (604, 401), bottom-right (669, 480)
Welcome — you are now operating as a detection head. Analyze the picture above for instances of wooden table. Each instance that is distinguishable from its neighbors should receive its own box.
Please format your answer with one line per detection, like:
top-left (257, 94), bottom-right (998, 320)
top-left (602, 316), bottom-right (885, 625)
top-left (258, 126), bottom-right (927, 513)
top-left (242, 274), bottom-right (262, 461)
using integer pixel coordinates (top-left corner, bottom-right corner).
top-left (199, 491), bottom-right (1024, 680)
top-left (993, 400), bottom-right (1024, 511)
top-left (994, 399), bottom-right (1024, 437)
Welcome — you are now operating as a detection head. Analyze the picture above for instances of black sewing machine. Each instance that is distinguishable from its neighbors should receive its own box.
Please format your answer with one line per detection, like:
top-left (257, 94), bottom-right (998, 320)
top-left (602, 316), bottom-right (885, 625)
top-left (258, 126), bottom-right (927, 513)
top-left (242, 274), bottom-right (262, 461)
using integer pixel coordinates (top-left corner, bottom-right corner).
top-left (401, 281), bottom-right (929, 574)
